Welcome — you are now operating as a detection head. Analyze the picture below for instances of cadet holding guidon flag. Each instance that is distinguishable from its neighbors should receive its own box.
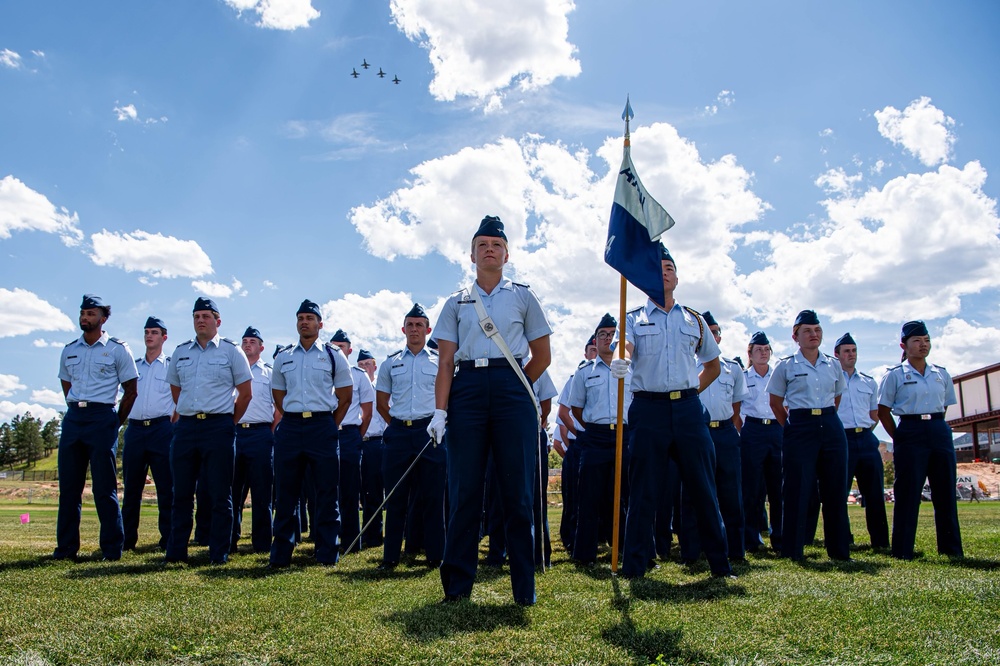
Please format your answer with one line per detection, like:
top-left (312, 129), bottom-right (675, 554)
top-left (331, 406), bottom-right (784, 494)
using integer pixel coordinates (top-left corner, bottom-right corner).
top-left (766, 309), bottom-right (851, 562)
top-left (877, 320), bottom-right (963, 561)
top-left (431, 215), bottom-right (552, 606)
top-left (122, 316), bottom-right (174, 552)
top-left (268, 300), bottom-right (353, 568)
top-left (55, 295), bottom-right (138, 562)
top-left (165, 298), bottom-right (253, 565)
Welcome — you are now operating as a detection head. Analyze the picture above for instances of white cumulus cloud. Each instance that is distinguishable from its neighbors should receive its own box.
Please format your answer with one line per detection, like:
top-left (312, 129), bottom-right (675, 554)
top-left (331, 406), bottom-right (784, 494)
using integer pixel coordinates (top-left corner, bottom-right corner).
top-left (390, 0), bottom-right (581, 103)
top-left (32, 339), bottom-right (66, 348)
top-left (0, 401), bottom-right (60, 422)
top-left (114, 104), bottom-right (138, 121)
top-left (90, 230), bottom-right (213, 278)
top-left (0, 288), bottom-right (76, 339)
top-left (931, 318), bottom-right (1000, 376)
top-left (223, 0), bottom-right (319, 30)
top-left (319, 290), bottom-right (438, 361)
top-left (875, 96), bottom-right (955, 167)
top-left (0, 374), bottom-right (26, 397)
top-left (815, 167), bottom-right (863, 196)
top-left (0, 48), bottom-right (22, 69)
top-left (191, 277), bottom-right (246, 299)
top-left (0, 175), bottom-right (84, 246)
top-left (30, 388), bottom-right (66, 406)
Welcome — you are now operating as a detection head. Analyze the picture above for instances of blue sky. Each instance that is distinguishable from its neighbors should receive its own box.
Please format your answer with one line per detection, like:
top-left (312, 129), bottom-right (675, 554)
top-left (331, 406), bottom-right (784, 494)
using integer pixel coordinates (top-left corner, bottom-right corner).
top-left (2, 0), bottom-right (999, 421)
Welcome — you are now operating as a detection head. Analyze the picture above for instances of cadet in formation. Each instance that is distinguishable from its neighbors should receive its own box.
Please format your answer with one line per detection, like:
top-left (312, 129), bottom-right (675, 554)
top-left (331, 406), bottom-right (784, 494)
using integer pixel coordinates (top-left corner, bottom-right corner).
top-left (55, 295), bottom-right (138, 562)
top-left (357, 348), bottom-right (387, 548)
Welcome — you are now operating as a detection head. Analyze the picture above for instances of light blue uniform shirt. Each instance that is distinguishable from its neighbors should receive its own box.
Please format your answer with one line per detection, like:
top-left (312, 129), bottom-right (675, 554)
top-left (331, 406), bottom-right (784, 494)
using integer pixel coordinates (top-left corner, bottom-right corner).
top-left (375, 346), bottom-right (438, 421)
top-left (341, 366), bottom-right (375, 427)
top-left (742, 365), bottom-right (775, 419)
top-left (699, 358), bottom-right (749, 421)
top-left (432, 278), bottom-right (551, 361)
top-left (624, 300), bottom-right (720, 392)
top-left (270, 342), bottom-right (352, 413)
top-left (558, 374), bottom-right (582, 440)
top-left (766, 350), bottom-right (846, 410)
top-left (877, 360), bottom-right (956, 416)
top-left (837, 369), bottom-right (878, 428)
top-left (569, 357), bottom-right (633, 425)
top-left (367, 408), bottom-right (388, 438)
top-left (167, 335), bottom-right (253, 416)
top-left (131, 353), bottom-right (174, 419)
top-left (534, 370), bottom-right (558, 402)
top-left (59, 333), bottom-right (138, 405)
top-left (239, 359), bottom-right (275, 424)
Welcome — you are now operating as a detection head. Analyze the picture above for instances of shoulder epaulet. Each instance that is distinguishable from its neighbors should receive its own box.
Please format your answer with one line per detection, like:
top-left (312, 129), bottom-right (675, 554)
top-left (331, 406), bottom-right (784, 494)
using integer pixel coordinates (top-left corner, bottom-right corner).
top-left (65, 338), bottom-right (77, 346)
top-left (859, 371), bottom-right (873, 380)
top-left (391, 348), bottom-right (403, 357)
top-left (264, 362), bottom-right (272, 369)
top-left (683, 306), bottom-right (702, 318)
top-left (166, 356), bottom-right (171, 362)
top-left (428, 348), bottom-right (439, 355)
top-left (781, 355), bottom-right (793, 361)
top-left (108, 337), bottom-right (125, 346)
top-left (627, 305), bottom-right (643, 315)
top-left (681, 306), bottom-right (704, 353)
top-left (887, 364), bottom-right (902, 371)
top-left (723, 357), bottom-right (738, 366)
top-left (220, 337), bottom-right (237, 346)
top-left (135, 357), bottom-right (142, 363)
top-left (934, 364), bottom-right (947, 371)
top-left (577, 359), bottom-right (589, 369)
top-left (512, 281), bottom-right (530, 289)
top-left (823, 352), bottom-right (836, 360)
top-left (180, 339), bottom-right (194, 346)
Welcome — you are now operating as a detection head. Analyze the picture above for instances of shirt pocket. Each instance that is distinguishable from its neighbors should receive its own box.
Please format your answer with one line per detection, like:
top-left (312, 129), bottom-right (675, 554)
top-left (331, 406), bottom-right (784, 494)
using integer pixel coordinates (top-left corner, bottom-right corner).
top-left (64, 355), bottom-right (84, 382)
top-left (717, 372), bottom-right (735, 399)
top-left (680, 320), bottom-right (701, 352)
top-left (95, 354), bottom-right (116, 377)
top-left (208, 356), bottom-right (231, 381)
top-left (419, 363), bottom-right (438, 390)
top-left (174, 358), bottom-right (196, 383)
top-left (633, 323), bottom-right (662, 355)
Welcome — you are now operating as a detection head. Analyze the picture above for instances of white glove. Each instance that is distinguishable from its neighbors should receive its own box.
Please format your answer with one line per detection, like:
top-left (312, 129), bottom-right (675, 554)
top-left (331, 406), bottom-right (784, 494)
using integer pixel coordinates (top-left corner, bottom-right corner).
top-left (610, 358), bottom-right (631, 379)
top-left (428, 409), bottom-right (447, 445)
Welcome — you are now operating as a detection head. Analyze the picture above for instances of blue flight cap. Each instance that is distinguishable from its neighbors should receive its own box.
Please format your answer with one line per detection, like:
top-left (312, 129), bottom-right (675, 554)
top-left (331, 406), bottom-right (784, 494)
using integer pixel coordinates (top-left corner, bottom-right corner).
top-left (660, 244), bottom-right (675, 266)
top-left (80, 294), bottom-right (107, 310)
top-left (794, 309), bottom-right (820, 327)
top-left (585, 335), bottom-right (596, 351)
top-left (357, 348), bottom-right (375, 361)
top-left (296, 299), bottom-right (322, 320)
top-left (901, 320), bottom-right (929, 341)
top-left (405, 303), bottom-right (429, 321)
top-left (242, 326), bottom-right (263, 341)
top-left (427, 338), bottom-right (438, 350)
top-left (331, 328), bottom-right (350, 343)
top-left (473, 215), bottom-right (507, 242)
top-left (749, 331), bottom-right (770, 346)
top-left (144, 316), bottom-right (167, 333)
top-left (193, 297), bottom-right (219, 313)
top-left (596, 312), bottom-right (617, 331)
top-left (835, 332), bottom-right (856, 350)
top-left (702, 310), bottom-right (718, 327)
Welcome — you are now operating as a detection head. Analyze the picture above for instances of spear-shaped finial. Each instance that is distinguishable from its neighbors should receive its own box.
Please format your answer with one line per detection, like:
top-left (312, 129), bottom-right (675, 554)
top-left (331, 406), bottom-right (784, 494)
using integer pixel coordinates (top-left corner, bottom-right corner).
top-left (622, 95), bottom-right (633, 147)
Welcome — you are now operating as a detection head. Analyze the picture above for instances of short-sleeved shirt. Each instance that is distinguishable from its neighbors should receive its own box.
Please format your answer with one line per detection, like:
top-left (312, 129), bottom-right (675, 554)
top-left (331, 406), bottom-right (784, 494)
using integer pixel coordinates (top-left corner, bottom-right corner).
top-left (132, 353), bottom-right (174, 420)
top-left (766, 350), bottom-right (846, 410)
top-left (341, 366), bottom-right (376, 427)
top-left (569, 357), bottom-right (633, 425)
top-left (699, 358), bottom-right (749, 421)
top-left (239, 359), bottom-right (275, 424)
top-left (59, 332), bottom-right (138, 405)
top-left (558, 374), bottom-right (582, 439)
top-left (837, 369), bottom-right (878, 428)
top-left (432, 278), bottom-right (552, 361)
top-left (742, 365), bottom-right (776, 419)
top-left (624, 300), bottom-right (720, 392)
top-left (167, 335), bottom-right (253, 416)
top-left (877, 360), bottom-right (956, 416)
top-left (533, 369), bottom-right (558, 403)
top-left (375, 346), bottom-right (438, 421)
top-left (270, 342), bottom-right (352, 413)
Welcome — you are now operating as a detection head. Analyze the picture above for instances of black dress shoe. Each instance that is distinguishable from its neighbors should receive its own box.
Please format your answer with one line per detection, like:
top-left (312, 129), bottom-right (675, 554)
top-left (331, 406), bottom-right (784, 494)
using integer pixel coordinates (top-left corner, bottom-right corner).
top-left (427, 559), bottom-right (441, 568)
top-left (376, 561), bottom-right (398, 572)
top-left (265, 561), bottom-right (289, 569)
top-left (440, 594), bottom-right (466, 604)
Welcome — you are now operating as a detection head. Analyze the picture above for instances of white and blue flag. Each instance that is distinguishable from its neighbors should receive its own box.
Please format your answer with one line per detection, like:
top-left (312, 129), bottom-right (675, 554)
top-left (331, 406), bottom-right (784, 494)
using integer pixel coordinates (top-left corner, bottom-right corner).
top-left (604, 145), bottom-right (675, 307)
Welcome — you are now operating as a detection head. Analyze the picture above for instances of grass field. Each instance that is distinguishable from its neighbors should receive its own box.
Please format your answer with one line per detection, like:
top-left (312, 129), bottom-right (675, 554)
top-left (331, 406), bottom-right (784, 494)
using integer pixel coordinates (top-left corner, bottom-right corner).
top-left (0, 502), bottom-right (998, 665)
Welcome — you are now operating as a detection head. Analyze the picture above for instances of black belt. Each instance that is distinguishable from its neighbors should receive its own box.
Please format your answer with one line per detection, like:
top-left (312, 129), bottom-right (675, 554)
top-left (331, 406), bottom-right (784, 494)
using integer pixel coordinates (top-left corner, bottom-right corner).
top-left (788, 407), bottom-right (836, 418)
top-left (845, 427), bottom-right (869, 434)
top-left (392, 416), bottom-right (432, 428)
top-left (341, 424), bottom-right (361, 430)
top-left (69, 401), bottom-right (113, 409)
top-left (129, 416), bottom-right (171, 427)
top-left (180, 413), bottom-right (231, 421)
top-left (744, 416), bottom-right (778, 426)
top-left (584, 422), bottom-right (624, 430)
top-left (362, 434), bottom-right (384, 442)
top-left (634, 389), bottom-right (698, 401)
top-left (283, 411), bottom-right (332, 419)
top-left (899, 413), bottom-right (945, 421)
top-left (239, 422), bottom-right (271, 429)
top-left (458, 358), bottom-right (522, 370)
top-left (708, 419), bottom-right (735, 429)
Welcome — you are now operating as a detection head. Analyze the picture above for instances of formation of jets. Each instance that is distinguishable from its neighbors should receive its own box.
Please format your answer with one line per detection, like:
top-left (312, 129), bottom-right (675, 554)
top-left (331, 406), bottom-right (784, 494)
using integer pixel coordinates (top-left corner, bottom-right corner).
top-left (351, 59), bottom-right (399, 85)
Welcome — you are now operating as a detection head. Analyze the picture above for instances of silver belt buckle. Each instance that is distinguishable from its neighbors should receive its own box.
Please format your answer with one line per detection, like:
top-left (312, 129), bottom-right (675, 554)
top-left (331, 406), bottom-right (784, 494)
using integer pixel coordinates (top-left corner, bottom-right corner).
top-left (474, 358), bottom-right (489, 368)
top-left (920, 414), bottom-right (931, 420)
top-left (78, 401), bottom-right (88, 408)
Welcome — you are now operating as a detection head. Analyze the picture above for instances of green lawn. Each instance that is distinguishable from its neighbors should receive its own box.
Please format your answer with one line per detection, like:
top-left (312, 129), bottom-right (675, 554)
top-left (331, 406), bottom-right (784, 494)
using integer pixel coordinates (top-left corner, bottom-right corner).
top-left (0, 504), bottom-right (998, 665)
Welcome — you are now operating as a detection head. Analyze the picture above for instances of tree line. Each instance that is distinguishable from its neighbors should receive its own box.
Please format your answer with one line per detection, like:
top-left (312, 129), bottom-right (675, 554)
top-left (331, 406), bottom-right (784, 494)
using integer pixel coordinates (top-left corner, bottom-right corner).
top-left (0, 412), bottom-right (62, 469)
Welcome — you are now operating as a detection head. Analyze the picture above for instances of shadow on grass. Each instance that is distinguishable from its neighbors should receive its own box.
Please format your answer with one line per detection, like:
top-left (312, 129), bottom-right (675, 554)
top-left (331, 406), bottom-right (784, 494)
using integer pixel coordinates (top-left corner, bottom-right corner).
top-left (626, 575), bottom-right (747, 603)
top-left (794, 557), bottom-right (888, 575)
top-left (383, 600), bottom-right (529, 640)
top-left (0, 554), bottom-right (59, 573)
top-left (947, 556), bottom-right (1000, 571)
top-left (328, 564), bottom-right (439, 583)
top-left (604, 576), bottom-right (714, 665)
top-left (63, 560), bottom-right (171, 578)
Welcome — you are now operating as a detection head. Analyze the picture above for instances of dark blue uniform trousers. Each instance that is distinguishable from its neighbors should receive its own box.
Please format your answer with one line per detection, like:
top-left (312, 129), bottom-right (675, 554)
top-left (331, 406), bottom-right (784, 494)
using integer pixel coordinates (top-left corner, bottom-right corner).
top-left (654, 457), bottom-right (681, 559)
top-left (891, 418), bottom-right (963, 559)
top-left (441, 366), bottom-right (537, 604)
top-left (361, 435), bottom-right (385, 547)
top-left (231, 424), bottom-right (274, 553)
top-left (846, 428), bottom-right (889, 548)
top-left (573, 425), bottom-right (628, 564)
top-left (623, 394), bottom-right (730, 578)
top-left (122, 417), bottom-right (173, 550)
top-left (55, 404), bottom-right (124, 560)
top-left (270, 413), bottom-right (340, 565)
top-left (486, 430), bottom-right (552, 567)
top-left (559, 438), bottom-right (581, 551)
top-left (339, 424), bottom-right (364, 553)
top-left (740, 418), bottom-right (783, 551)
top-left (781, 408), bottom-right (850, 560)
top-left (679, 420), bottom-right (745, 561)
top-left (167, 416), bottom-right (236, 563)
top-left (382, 417), bottom-right (446, 564)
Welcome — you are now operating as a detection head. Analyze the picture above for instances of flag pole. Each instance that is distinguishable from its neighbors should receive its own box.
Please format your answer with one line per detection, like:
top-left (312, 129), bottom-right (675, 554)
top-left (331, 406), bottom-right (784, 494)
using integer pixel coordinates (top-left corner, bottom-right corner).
top-left (610, 97), bottom-right (632, 574)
